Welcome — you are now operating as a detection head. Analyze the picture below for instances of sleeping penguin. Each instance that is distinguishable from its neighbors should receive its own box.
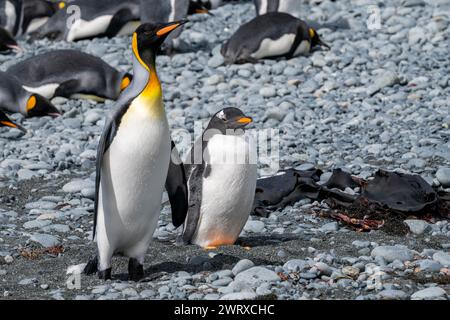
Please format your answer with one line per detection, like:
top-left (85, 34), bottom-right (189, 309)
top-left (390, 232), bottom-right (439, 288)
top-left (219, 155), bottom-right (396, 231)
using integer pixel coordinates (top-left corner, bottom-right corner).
top-left (82, 21), bottom-right (188, 281)
top-left (0, 71), bottom-right (60, 117)
top-left (31, 0), bottom-right (140, 41)
top-left (180, 107), bottom-right (257, 249)
top-left (22, 0), bottom-right (58, 34)
top-left (8, 49), bottom-right (132, 101)
top-left (221, 12), bottom-right (329, 64)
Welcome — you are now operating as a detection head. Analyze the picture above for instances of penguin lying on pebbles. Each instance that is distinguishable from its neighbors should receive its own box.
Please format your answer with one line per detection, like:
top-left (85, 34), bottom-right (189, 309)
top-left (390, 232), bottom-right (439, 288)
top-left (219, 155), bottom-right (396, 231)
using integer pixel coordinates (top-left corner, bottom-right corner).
top-left (188, 0), bottom-right (213, 16)
top-left (22, 0), bottom-right (58, 34)
top-left (83, 21), bottom-right (188, 281)
top-left (0, 109), bottom-right (25, 132)
top-left (0, 71), bottom-right (60, 117)
top-left (31, 0), bottom-right (140, 41)
top-left (221, 12), bottom-right (330, 64)
top-left (8, 50), bottom-right (133, 101)
top-left (180, 108), bottom-right (257, 249)
top-left (0, 26), bottom-right (20, 52)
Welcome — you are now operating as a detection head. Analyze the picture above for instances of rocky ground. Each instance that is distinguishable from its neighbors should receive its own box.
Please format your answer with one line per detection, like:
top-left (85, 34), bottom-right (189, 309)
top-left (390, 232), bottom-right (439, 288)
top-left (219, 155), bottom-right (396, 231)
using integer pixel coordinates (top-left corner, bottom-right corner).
top-left (0, 0), bottom-right (450, 300)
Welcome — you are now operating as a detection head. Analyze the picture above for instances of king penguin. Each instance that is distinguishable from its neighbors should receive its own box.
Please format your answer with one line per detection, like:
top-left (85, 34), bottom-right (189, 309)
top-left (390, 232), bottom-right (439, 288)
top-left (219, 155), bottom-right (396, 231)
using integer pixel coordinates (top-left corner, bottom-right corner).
top-left (221, 12), bottom-right (329, 64)
top-left (0, 109), bottom-right (25, 132)
top-left (22, 0), bottom-right (58, 34)
top-left (82, 21), bottom-right (188, 281)
top-left (140, 0), bottom-right (190, 51)
top-left (8, 49), bottom-right (133, 101)
top-left (0, 71), bottom-right (60, 118)
top-left (181, 108), bottom-right (257, 249)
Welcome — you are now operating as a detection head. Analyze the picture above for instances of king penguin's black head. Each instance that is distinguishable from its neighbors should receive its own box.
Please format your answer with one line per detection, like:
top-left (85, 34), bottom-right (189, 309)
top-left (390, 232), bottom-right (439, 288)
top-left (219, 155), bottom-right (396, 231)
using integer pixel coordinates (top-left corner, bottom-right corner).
top-left (207, 107), bottom-right (253, 135)
top-left (0, 111), bottom-right (26, 132)
top-left (134, 21), bottom-right (188, 54)
top-left (0, 27), bottom-right (20, 52)
top-left (309, 28), bottom-right (330, 50)
top-left (25, 94), bottom-right (61, 118)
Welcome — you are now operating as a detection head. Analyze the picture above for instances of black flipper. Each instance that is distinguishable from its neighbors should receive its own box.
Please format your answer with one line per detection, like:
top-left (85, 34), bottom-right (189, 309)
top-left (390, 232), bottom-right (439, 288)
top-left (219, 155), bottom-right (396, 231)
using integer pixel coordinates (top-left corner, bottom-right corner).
top-left (181, 164), bottom-right (205, 244)
top-left (128, 258), bottom-right (144, 281)
top-left (54, 79), bottom-right (82, 98)
top-left (165, 140), bottom-right (188, 228)
top-left (93, 99), bottom-right (132, 239)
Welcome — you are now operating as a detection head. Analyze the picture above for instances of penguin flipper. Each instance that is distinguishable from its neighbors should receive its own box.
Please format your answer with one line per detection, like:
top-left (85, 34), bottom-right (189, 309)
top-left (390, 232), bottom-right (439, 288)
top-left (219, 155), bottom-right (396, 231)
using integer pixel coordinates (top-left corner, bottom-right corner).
top-left (181, 164), bottom-right (204, 244)
top-left (93, 100), bottom-right (131, 239)
top-left (165, 140), bottom-right (188, 228)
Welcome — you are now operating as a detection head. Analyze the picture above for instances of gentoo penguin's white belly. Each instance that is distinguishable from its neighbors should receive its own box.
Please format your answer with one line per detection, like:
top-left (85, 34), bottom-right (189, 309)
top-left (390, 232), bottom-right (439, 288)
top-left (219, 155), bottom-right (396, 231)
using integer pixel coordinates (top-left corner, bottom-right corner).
top-left (192, 134), bottom-right (257, 248)
top-left (251, 33), bottom-right (296, 59)
top-left (67, 15), bottom-right (113, 42)
top-left (23, 84), bottom-right (59, 99)
top-left (98, 108), bottom-right (170, 255)
top-left (26, 17), bottom-right (49, 34)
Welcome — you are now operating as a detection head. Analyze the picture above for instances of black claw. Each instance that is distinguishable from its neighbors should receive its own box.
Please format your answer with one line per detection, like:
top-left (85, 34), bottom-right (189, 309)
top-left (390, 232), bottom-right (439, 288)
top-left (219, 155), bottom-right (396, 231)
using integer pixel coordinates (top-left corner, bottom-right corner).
top-left (83, 255), bottom-right (98, 275)
top-left (128, 258), bottom-right (144, 281)
top-left (98, 268), bottom-right (112, 280)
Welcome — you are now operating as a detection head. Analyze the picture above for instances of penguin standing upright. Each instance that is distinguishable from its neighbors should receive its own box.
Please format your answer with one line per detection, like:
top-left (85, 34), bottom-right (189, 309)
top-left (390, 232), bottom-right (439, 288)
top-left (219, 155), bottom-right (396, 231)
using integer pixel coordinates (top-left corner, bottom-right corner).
top-left (221, 12), bottom-right (329, 64)
top-left (83, 21), bottom-right (188, 281)
top-left (0, 109), bottom-right (25, 132)
top-left (8, 50), bottom-right (133, 101)
top-left (139, 0), bottom-right (190, 51)
top-left (0, 71), bottom-right (60, 117)
top-left (181, 108), bottom-right (257, 249)
top-left (254, 0), bottom-right (301, 18)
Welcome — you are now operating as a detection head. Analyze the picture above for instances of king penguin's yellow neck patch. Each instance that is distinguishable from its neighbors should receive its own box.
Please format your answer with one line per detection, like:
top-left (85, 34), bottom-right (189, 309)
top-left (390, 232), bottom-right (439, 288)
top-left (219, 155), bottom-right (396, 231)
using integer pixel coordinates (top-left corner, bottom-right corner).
top-left (309, 28), bottom-right (315, 39)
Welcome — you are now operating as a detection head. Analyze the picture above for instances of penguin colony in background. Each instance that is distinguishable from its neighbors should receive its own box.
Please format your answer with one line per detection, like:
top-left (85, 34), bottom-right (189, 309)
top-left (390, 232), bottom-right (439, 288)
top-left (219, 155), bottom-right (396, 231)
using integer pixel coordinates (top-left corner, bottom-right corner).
top-left (0, 0), bottom-right (337, 280)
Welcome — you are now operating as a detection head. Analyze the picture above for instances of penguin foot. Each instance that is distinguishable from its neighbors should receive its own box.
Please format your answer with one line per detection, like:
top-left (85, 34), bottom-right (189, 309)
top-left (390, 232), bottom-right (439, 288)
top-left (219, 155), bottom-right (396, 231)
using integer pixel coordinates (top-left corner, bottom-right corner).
top-left (128, 258), bottom-right (144, 281)
top-left (97, 268), bottom-right (112, 280)
top-left (83, 255), bottom-right (98, 275)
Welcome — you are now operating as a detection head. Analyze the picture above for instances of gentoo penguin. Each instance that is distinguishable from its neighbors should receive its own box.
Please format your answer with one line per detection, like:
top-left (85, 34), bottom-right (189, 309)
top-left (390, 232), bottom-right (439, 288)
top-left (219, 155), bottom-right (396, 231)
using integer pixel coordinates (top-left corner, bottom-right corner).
top-left (82, 21), bottom-right (188, 281)
top-left (22, 0), bottom-right (58, 34)
top-left (139, 0), bottom-right (190, 51)
top-left (181, 108), bottom-right (257, 249)
top-left (221, 12), bottom-right (329, 64)
top-left (31, 0), bottom-right (140, 41)
top-left (0, 109), bottom-right (25, 132)
top-left (0, 0), bottom-right (23, 36)
top-left (0, 26), bottom-right (20, 52)
top-left (0, 71), bottom-right (60, 117)
top-left (8, 50), bottom-right (133, 101)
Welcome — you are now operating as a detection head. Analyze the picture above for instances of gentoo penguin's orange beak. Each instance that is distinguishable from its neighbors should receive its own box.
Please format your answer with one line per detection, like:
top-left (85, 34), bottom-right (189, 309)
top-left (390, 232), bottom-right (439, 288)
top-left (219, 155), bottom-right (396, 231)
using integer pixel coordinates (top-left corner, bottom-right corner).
top-left (156, 20), bottom-right (188, 37)
top-left (237, 117), bottom-right (253, 124)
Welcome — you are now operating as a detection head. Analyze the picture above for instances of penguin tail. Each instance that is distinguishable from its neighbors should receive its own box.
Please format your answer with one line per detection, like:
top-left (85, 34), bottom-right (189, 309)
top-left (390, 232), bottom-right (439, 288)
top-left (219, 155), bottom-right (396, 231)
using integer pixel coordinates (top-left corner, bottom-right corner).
top-left (83, 255), bottom-right (98, 275)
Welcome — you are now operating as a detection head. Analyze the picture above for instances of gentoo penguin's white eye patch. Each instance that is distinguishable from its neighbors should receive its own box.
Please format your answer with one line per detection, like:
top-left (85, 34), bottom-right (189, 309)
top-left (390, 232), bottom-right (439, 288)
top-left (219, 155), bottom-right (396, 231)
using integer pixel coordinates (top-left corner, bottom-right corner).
top-left (216, 110), bottom-right (226, 120)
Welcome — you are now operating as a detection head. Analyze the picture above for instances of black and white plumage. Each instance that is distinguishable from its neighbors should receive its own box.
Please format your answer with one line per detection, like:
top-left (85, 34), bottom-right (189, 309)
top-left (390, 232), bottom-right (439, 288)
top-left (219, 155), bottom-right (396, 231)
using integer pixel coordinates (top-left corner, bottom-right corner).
top-left (22, 0), bottom-right (58, 34)
top-left (221, 12), bottom-right (329, 64)
top-left (31, 0), bottom-right (140, 41)
top-left (83, 21), bottom-right (188, 281)
top-left (181, 107), bottom-right (257, 248)
top-left (8, 49), bottom-right (133, 101)
top-left (0, 0), bottom-right (23, 36)
top-left (0, 71), bottom-right (60, 117)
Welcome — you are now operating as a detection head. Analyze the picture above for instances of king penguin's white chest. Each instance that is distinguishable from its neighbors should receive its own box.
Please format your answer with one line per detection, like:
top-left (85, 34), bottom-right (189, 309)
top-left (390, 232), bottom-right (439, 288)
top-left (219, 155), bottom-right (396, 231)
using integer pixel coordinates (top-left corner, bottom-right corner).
top-left (101, 99), bottom-right (170, 237)
top-left (192, 134), bottom-right (257, 247)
